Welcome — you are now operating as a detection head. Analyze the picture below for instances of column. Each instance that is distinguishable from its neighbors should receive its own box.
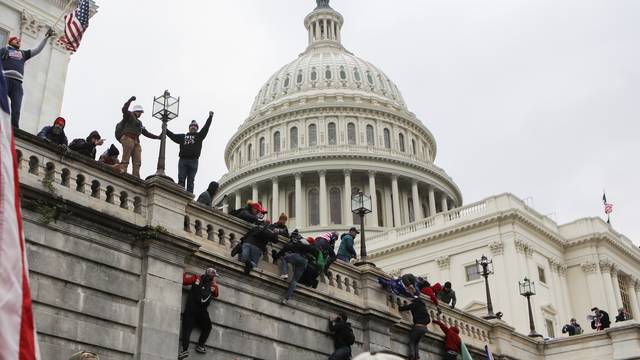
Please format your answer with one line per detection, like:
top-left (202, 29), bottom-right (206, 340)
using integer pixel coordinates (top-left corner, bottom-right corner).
top-left (633, 279), bottom-right (640, 319)
top-left (251, 183), bottom-right (259, 201)
top-left (235, 190), bottom-right (242, 209)
top-left (440, 193), bottom-right (449, 212)
top-left (343, 170), bottom-right (352, 225)
top-left (271, 177), bottom-right (279, 218)
top-left (411, 180), bottom-right (423, 221)
top-left (222, 196), bottom-right (229, 214)
top-left (368, 171), bottom-right (378, 227)
top-left (599, 260), bottom-right (618, 313)
top-left (391, 175), bottom-right (401, 227)
top-left (319, 170), bottom-right (328, 226)
top-left (295, 173), bottom-right (302, 228)
top-left (627, 277), bottom-right (640, 320)
top-left (582, 261), bottom-right (607, 309)
top-left (428, 186), bottom-right (436, 216)
top-left (558, 266), bottom-right (573, 318)
top-left (611, 270), bottom-right (623, 309)
top-left (549, 260), bottom-right (567, 322)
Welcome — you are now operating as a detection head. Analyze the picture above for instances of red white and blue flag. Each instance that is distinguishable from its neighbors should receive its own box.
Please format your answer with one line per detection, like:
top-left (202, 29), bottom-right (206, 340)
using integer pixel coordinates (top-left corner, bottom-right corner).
top-left (58, 0), bottom-right (90, 53)
top-left (602, 192), bottom-right (613, 224)
top-left (0, 68), bottom-right (39, 358)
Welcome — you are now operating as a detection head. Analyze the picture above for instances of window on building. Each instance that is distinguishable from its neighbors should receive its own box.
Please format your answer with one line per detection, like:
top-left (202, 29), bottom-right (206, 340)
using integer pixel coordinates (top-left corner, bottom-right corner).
top-left (408, 198), bottom-right (415, 223)
top-left (283, 75), bottom-right (290, 89)
top-left (247, 144), bottom-right (252, 161)
top-left (366, 125), bottom-right (375, 146)
top-left (411, 139), bottom-right (417, 155)
top-left (290, 127), bottom-right (298, 149)
top-left (273, 131), bottom-right (281, 152)
top-left (311, 67), bottom-right (318, 81)
top-left (347, 123), bottom-right (356, 145)
top-left (545, 319), bottom-right (555, 338)
top-left (296, 71), bottom-right (304, 84)
top-left (619, 276), bottom-right (633, 319)
top-left (308, 124), bottom-right (317, 146)
top-left (366, 71), bottom-right (374, 86)
top-left (259, 137), bottom-right (265, 157)
top-left (329, 188), bottom-right (342, 224)
top-left (399, 133), bottom-right (405, 152)
top-left (538, 266), bottom-right (546, 284)
top-left (325, 67), bottom-right (332, 80)
top-left (383, 128), bottom-right (391, 149)
top-left (328, 122), bottom-right (337, 145)
top-left (465, 264), bottom-right (481, 282)
top-left (288, 192), bottom-right (296, 218)
top-left (353, 68), bottom-right (361, 82)
top-left (308, 189), bottom-right (320, 226)
top-left (339, 66), bottom-right (347, 80)
top-left (239, 151), bottom-right (242, 164)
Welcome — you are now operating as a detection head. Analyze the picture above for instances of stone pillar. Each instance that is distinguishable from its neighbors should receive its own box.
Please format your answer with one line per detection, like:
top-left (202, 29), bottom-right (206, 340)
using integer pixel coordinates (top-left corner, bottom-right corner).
top-left (634, 280), bottom-right (640, 319)
top-left (295, 172), bottom-right (303, 228)
top-left (272, 177), bottom-right (279, 218)
top-left (428, 186), bottom-right (436, 216)
top-left (599, 259), bottom-right (619, 313)
top-left (549, 259), bottom-right (567, 321)
top-left (235, 191), bottom-right (242, 209)
top-left (222, 197), bottom-right (229, 214)
top-left (440, 193), bottom-right (449, 212)
top-left (391, 175), bottom-right (401, 227)
top-left (368, 171), bottom-right (378, 227)
top-left (343, 170), bottom-right (352, 225)
top-left (251, 183), bottom-right (259, 201)
top-left (611, 269), bottom-right (623, 309)
top-left (411, 180), bottom-right (423, 220)
top-left (627, 277), bottom-right (640, 320)
top-left (582, 261), bottom-right (607, 309)
top-left (319, 170), bottom-right (328, 226)
top-left (558, 266), bottom-right (573, 318)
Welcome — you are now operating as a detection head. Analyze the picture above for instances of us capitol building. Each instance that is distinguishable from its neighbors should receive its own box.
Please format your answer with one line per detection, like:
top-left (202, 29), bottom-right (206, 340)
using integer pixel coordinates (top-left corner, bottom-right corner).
top-left (215, 0), bottom-right (640, 338)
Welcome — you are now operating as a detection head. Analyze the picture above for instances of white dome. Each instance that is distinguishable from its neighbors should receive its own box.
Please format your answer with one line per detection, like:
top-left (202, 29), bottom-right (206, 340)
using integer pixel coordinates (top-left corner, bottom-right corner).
top-left (249, 49), bottom-right (407, 116)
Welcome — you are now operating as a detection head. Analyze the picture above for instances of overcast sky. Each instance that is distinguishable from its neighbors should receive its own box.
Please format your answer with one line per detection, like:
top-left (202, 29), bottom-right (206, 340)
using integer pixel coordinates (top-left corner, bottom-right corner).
top-left (60, 0), bottom-right (639, 243)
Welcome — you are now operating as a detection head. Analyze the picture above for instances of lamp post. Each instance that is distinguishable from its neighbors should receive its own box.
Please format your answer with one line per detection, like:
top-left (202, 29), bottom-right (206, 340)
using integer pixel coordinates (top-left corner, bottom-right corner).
top-left (351, 191), bottom-right (373, 266)
top-left (476, 255), bottom-right (497, 320)
top-left (149, 90), bottom-right (179, 180)
top-left (519, 277), bottom-right (543, 338)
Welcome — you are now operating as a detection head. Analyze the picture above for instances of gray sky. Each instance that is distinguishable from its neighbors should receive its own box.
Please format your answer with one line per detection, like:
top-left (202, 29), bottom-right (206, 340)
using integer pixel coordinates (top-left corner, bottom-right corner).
top-left (61, 0), bottom-right (640, 243)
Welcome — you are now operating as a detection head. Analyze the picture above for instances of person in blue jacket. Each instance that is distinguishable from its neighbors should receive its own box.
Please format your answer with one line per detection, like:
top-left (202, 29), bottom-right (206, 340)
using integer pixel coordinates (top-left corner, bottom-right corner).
top-left (337, 227), bottom-right (359, 263)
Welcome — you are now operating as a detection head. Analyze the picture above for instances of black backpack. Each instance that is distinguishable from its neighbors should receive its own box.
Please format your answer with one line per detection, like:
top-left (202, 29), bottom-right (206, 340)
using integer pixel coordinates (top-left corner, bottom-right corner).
top-left (344, 323), bottom-right (355, 346)
top-left (68, 138), bottom-right (86, 150)
top-left (114, 120), bottom-right (125, 142)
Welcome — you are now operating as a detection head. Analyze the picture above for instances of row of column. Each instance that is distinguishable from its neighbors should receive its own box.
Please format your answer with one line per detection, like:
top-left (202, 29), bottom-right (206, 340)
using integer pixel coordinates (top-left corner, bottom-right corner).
top-left (232, 170), bottom-right (454, 228)
top-left (600, 263), bottom-right (640, 320)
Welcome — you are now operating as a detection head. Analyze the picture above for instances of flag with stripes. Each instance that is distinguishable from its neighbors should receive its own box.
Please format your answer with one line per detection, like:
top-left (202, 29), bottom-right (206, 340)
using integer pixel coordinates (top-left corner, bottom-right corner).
top-left (58, 0), bottom-right (90, 52)
top-left (0, 67), bottom-right (39, 358)
top-left (485, 344), bottom-right (495, 360)
top-left (603, 192), bottom-right (613, 214)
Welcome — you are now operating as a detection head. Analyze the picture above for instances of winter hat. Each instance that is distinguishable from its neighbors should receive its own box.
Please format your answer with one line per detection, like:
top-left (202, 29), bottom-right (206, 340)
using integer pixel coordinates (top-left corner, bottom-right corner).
top-left (189, 120), bottom-right (199, 129)
top-left (8, 36), bottom-right (19, 44)
top-left (87, 130), bottom-right (101, 142)
top-left (250, 201), bottom-right (267, 214)
top-left (131, 104), bottom-right (144, 113)
top-left (53, 117), bottom-right (66, 128)
top-left (205, 267), bottom-right (218, 277)
top-left (107, 144), bottom-right (120, 156)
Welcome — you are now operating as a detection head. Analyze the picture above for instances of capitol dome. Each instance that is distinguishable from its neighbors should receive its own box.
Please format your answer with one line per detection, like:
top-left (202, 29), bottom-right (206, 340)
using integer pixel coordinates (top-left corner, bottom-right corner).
top-left (216, 0), bottom-right (462, 234)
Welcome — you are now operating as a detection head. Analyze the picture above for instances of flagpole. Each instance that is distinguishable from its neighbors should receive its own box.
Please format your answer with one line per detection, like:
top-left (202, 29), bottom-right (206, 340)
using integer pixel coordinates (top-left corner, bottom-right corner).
top-left (52, 0), bottom-right (76, 29)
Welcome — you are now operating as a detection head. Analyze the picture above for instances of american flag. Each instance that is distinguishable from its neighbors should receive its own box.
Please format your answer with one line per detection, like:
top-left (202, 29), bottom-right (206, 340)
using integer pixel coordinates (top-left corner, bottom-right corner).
top-left (0, 66), bottom-right (39, 358)
top-left (603, 193), bottom-right (614, 214)
top-left (58, 0), bottom-right (90, 52)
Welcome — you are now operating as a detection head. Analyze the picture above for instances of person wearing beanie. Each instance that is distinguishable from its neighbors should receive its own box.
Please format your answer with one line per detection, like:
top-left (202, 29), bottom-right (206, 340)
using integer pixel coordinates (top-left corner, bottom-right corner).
top-left (98, 144), bottom-right (126, 173)
top-left (69, 130), bottom-right (105, 159)
top-left (432, 318), bottom-right (461, 360)
top-left (196, 181), bottom-right (220, 207)
top-left (115, 96), bottom-right (161, 178)
top-left (1, 28), bottom-right (56, 127)
top-left (37, 117), bottom-right (68, 146)
top-left (180, 267), bottom-right (219, 358)
top-left (167, 111), bottom-right (214, 193)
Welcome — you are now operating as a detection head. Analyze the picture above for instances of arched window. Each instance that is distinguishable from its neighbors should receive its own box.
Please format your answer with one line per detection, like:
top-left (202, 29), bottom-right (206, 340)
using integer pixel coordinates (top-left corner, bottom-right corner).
top-left (308, 189), bottom-right (320, 226)
top-left (353, 68), bottom-right (361, 82)
top-left (330, 188), bottom-right (342, 224)
top-left (325, 66), bottom-right (332, 80)
top-left (273, 131), bottom-right (281, 152)
top-left (259, 137), bottom-right (265, 157)
top-left (366, 71), bottom-right (374, 86)
top-left (378, 74), bottom-right (385, 90)
top-left (366, 125), bottom-right (375, 146)
top-left (408, 198), bottom-right (415, 223)
top-left (339, 66), bottom-right (347, 80)
top-left (247, 144), bottom-right (252, 161)
top-left (376, 190), bottom-right (384, 227)
top-left (399, 133), bottom-right (405, 152)
top-left (383, 128), bottom-right (391, 149)
top-left (288, 192), bottom-right (296, 218)
top-left (308, 124), bottom-right (317, 146)
top-left (311, 67), bottom-right (318, 81)
top-left (290, 127), bottom-right (298, 149)
top-left (328, 122), bottom-right (337, 145)
top-left (347, 123), bottom-right (356, 145)
top-left (411, 139), bottom-right (416, 155)
top-left (296, 71), bottom-right (304, 84)
top-left (283, 74), bottom-right (290, 89)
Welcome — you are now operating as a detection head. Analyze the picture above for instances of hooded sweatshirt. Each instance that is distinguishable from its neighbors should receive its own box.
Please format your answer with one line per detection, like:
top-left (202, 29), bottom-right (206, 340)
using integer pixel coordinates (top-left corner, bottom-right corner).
top-left (167, 114), bottom-right (213, 160)
top-left (420, 282), bottom-right (442, 306)
top-left (196, 181), bottom-right (219, 207)
top-left (433, 319), bottom-right (461, 353)
top-left (69, 131), bottom-right (101, 159)
top-left (37, 125), bottom-right (68, 145)
top-left (183, 273), bottom-right (219, 313)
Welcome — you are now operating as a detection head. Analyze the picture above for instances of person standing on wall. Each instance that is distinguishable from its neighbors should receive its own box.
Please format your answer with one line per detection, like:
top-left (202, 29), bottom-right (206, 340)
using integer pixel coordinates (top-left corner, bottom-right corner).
top-left (167, 111), bottom-right (213, 193)
top-left (115, 96), bottom-right (160, 178)
top-left (1, 28), bottom-right (55, 128)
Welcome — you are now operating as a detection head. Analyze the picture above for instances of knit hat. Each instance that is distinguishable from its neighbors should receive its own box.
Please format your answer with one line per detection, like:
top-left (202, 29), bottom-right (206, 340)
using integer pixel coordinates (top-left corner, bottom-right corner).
top-left (189, 120), bottom-right (199, 129)
top-left (53, 117), bottom-right (66, 128)
top-left (107, 144), bottom-right (120, 156)
top-left (8, 36), bottom-right (19, 44)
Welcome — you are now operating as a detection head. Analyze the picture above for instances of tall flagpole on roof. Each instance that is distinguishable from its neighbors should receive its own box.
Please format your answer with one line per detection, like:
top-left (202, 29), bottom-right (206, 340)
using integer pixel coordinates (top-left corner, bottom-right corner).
top-left (52, 0), bottom-right (76, 28)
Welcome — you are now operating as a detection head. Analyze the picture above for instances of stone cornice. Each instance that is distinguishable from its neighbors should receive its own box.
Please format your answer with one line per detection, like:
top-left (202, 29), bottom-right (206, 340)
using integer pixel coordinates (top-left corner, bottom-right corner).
top-left (564, 233), bottom-right (640, 266)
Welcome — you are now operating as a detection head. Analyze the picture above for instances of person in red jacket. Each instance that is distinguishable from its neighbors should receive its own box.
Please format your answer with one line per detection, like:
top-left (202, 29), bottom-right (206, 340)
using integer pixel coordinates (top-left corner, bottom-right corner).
top-left (432, 319), bottom-right (461, 360)
top-left (417, 279), bottom-right (442, 314)
top-left (179, 268), bottom-right (219, 359)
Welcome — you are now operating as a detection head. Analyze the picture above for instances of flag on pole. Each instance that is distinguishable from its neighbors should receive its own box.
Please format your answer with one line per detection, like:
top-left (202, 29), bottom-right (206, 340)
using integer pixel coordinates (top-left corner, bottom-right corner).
top-left (0, 68), bottom-right (39, 359)
top-left (485, 344), bottom-right (495, 360)
top-left (460, 341), bottom-right (474, 360)
top-left (58, 0), bottom-right (91, 52)
top-left (602, 192), bottom-right (613, 224)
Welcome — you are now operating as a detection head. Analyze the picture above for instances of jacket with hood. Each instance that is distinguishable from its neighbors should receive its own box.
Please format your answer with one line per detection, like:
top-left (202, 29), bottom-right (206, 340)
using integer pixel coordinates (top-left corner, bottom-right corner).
top-left (243, 224), bottom-right (278, 252)
top-left (337, 233), bottom-right (357, 259)
top-left (69, 131), bottom-right (101, 159)
top-left (399, 298), bottom-right (430, 325)
top-left (167, 114), bottom-right (213, 160)
top-left (119, 98), bottom-right (159, 141)
top-left (433, 319), bottom-right (461, 353)
top-left (196, 181), bottom-right (219, 207)
top-left (329, 318), bottom-right (354, 349)
top-left (420, 282), bottom-right (442, 306)
top-left (37, 126), bottom-right (68, 146)
top-left (183, 273), bottom-right (219, 313)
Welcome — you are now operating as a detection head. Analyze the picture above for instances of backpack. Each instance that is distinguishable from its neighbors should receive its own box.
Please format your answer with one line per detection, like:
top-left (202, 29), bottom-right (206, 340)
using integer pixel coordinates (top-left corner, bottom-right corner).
top-left (115, 120), bottom-right (125, 142)
top-left (344, 323), bottom-right (355, 346)
top-left (68, 138), bottom-right (86, 150)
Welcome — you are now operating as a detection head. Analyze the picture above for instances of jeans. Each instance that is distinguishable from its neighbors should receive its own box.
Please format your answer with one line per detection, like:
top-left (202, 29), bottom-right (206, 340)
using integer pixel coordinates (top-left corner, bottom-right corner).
top-left (241, 243), bottom-right (263, 268)
top-left (178, 158), bottom-right (199, 193)
top-left (337, 255), bottom-right (352, 263)
top-left (281, 253), bottom-right (308, 299)
top-left (120, 135), bottom-right (142, 178)
top-left (329, 346), bottom-right (351, 360)
top-left (7, 78), bottom-right (23, 128)
top-left (408, 326), bottom-right (427, 360)
top-left (181, 309), bottom-right (212, 352)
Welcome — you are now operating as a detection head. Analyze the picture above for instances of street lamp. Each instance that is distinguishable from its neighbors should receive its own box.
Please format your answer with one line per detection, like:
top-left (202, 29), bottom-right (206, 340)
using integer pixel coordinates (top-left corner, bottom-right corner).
top-left (150, 90), bottom-right (180, 180)
top-left (476, 255), bottom-right (497, 320)
top-left (351, 191), bottom-right (372, 266)
top-left (519, 277), bottom-right (543, 338)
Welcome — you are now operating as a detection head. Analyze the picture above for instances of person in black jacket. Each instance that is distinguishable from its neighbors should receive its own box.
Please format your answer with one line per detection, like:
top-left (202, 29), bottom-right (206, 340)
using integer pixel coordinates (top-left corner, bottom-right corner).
top-left (196, 181), bottom-right (219, 207)
top-left (279, 233), bottom-right (318, 305)
top-left (241, 220), bottom-right (279, 274)
top-left (180, 268), bottom-right (219, 358)
top-left (69, 131), bottom-right (104, 159)
top-left (328, 312), bottom-right (355, 360)
top-left (167, 111), bottom-right (213, 193)
top-left (590, 307), bottom-right (611, 331)
top-left (399, 293), bottom-right (430, 360)
top-left (37, 117), bottom-right (68, 146)
top-left (561, 318), bottom-right (582, 336)
top-left (615, 308), bottom-right (628, 323)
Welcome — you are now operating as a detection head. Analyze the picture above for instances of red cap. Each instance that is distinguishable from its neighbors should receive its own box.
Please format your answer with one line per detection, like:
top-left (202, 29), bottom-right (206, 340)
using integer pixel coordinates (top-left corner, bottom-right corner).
top-left (53, 117), bottom-right (66, 128)
top-left (250, 201), bottom-right (267, 214)
top-left (306, 236), bottom-right (316, 245)
top-left (8, 36), bottom-right (19, 44)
